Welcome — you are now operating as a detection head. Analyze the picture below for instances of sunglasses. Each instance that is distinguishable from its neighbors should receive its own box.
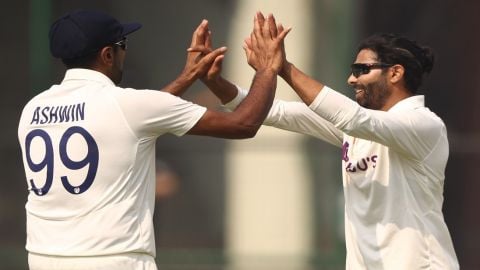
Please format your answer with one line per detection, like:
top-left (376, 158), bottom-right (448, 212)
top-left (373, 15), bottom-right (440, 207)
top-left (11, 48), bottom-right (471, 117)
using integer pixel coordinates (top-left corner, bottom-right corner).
top-left (113, 37), bottom-right (128, 50)
top-left (350, 63), bottom-right (393, 78)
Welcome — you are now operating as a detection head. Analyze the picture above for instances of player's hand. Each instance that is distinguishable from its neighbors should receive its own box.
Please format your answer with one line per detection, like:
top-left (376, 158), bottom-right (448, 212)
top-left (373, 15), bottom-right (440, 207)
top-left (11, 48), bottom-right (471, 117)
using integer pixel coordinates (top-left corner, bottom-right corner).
top-left (243, 12), bottom-right (291, 73)
top-left (187, 24), bottom-right (224, 83)
top-left (183, 20), bottom-right (227, 81)
top-left (164, 20), bottom-right (226, 96)
top-left (275, 23), bottom-right (292, 79)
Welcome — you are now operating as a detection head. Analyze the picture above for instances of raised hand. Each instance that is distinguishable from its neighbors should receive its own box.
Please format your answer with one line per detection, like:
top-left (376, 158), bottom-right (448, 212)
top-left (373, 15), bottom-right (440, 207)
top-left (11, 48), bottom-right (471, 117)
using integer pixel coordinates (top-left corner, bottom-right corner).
top-left (182, 20), bottom-right (227, 81)
top-left (275, 23), bottom-right (290, 78)
top-left (163, 20), bottom-right (226, 96)
top-left (243, 12), bottom-right (291, 73)
top-left (186, 22), bottom-right (224, 83)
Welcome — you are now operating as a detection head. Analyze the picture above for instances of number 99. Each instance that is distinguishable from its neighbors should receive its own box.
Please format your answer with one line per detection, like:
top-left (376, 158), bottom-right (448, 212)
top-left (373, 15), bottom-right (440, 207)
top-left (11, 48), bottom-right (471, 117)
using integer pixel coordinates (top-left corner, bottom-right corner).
top-left (25, 126), bottom-right (99, 196)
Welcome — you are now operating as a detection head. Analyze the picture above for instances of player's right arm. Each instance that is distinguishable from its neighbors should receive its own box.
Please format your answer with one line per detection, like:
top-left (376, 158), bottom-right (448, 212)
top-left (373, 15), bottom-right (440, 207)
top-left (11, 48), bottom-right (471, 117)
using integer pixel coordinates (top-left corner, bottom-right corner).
top-left (187, 69), bottom-right (276, 138)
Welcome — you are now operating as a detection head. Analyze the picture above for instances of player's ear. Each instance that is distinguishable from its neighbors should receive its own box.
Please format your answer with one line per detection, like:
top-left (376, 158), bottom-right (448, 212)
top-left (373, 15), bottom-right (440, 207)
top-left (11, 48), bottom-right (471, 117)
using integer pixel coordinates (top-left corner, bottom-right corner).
top-left (99, 46), bottom-right (115, 66)
top-left (389, 64), bottom-right (404, 84)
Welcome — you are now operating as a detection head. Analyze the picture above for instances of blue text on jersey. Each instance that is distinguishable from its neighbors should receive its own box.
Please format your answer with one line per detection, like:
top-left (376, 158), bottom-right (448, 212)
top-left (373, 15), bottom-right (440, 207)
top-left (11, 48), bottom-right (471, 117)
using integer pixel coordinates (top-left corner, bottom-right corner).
top-left (30, 102), bottom-right (85, 125)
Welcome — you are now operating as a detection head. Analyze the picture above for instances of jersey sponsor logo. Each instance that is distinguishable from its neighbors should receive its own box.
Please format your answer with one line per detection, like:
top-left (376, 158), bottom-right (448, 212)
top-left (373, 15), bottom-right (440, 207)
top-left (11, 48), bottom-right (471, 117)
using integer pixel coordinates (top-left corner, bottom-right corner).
top-left (30, 102), bottom-right (85, 125)
top-left (345, 155), bottom-right (378, 172)
top-left (342, 141), bottom-right (378, 172)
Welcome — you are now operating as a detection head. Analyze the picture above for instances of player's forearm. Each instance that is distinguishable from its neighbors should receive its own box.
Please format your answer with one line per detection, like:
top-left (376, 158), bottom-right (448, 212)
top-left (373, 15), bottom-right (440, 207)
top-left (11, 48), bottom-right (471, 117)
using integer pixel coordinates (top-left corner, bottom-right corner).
top-left (280, 62), bottom-right (324, 105)
top-left (202, 76), bottom-right (238, 104)
top-left (162, 71), bottom-right (196, 96)
top-left (231, 69), bottom-right (277, 132)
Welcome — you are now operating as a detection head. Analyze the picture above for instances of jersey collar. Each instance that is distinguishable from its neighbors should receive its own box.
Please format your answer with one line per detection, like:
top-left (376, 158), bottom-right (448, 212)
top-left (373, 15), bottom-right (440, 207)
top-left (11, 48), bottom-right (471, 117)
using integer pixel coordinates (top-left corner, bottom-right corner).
top-left (62, 68), bottom-right (116, 86)
top-left (388, 95), bottom-right (425, 112)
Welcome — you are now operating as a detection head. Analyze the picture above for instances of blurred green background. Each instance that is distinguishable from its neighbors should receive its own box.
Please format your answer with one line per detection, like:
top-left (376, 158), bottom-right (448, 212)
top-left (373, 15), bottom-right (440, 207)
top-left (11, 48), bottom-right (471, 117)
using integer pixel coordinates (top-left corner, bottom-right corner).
top-left (2, 0), bottom-right (480, 269)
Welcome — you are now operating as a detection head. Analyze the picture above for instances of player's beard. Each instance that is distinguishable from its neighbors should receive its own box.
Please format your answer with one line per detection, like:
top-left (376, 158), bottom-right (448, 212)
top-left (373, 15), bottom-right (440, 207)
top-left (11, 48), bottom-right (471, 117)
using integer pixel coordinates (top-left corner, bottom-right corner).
top-left (353, 76), bottom-right (391, 110)
top-left (112, 68), bottom-right (123, 85)
top-left (111, 50), bottom-right (125, 85)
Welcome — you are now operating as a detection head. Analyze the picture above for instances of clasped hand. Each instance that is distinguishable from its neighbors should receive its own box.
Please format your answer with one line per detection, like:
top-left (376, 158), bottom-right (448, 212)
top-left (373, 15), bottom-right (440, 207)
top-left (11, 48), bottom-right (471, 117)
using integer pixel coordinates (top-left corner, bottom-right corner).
top-left (244, 12), bottom-right (291, 74)
top-left (186, 12), bottom-right (291, 81)
top-left (182, 19), bottom-right (226, 81)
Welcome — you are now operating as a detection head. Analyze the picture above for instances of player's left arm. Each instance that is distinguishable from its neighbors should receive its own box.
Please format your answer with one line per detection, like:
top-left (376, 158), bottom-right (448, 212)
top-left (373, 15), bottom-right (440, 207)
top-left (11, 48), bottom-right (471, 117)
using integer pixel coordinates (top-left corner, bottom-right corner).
top-left (310, 88), bottom-right (443, 160)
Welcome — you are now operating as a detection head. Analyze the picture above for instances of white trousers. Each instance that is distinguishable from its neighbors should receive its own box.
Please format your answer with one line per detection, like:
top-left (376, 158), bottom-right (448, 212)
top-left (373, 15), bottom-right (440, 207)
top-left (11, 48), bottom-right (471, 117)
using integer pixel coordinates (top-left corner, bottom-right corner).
top-left (28, 252), bottom-right (158, 270)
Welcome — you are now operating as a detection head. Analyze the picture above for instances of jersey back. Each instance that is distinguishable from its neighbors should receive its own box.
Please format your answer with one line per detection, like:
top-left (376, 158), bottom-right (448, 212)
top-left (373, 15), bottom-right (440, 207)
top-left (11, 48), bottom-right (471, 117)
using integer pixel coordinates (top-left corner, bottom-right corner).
top-left (17, 69), bottom-right (206, 256)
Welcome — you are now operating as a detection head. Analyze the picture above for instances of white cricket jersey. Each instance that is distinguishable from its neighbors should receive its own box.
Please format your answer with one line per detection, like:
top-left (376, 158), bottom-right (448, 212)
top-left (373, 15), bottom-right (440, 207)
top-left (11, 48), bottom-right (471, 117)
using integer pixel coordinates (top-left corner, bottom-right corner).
top-left (227, 86), bottom-right (459, 269)
top-left (18, 69), bottom-right (206, 257)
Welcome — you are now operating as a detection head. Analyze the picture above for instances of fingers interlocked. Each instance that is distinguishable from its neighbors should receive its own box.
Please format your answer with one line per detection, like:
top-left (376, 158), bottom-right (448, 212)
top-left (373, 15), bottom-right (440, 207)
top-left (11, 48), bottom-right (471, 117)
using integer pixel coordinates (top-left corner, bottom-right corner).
top-left (245, 11), bottom-right (291, 73)
top-left (184, 19), bottom-right (227, 80)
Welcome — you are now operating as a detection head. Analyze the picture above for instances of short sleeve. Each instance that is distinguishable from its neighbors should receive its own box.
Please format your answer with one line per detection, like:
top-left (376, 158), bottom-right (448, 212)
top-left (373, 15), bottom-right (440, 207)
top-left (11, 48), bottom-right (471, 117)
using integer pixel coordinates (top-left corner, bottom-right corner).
top-left (113, 88), bottom-right (207, 138)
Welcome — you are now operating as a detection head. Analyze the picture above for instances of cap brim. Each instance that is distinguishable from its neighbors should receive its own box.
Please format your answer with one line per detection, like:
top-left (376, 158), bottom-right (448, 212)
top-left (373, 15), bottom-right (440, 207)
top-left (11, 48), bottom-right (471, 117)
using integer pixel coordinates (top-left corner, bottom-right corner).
top-left (122, 22), bottom-right (142, 36)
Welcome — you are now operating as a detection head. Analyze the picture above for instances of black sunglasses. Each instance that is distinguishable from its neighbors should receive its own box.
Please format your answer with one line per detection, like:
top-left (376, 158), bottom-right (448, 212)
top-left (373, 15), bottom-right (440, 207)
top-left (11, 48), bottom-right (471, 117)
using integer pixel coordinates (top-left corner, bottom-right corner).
top-left (113, 37), bottom-right (128, 50)
top-left (350, 63), bottom-right (393, 78)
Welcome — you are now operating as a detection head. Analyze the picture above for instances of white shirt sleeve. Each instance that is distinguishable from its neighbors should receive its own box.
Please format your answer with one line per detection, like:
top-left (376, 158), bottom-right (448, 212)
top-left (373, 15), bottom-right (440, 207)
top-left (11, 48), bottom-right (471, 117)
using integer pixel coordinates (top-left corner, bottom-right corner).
top-left (113, 88), bottom-right (207, 138)
top-left (224, 86), bottom-right (343, 147)
top-left (309, 87), bottom-right (446, 160)
top-left (222, 85), bottom-right (248, 111)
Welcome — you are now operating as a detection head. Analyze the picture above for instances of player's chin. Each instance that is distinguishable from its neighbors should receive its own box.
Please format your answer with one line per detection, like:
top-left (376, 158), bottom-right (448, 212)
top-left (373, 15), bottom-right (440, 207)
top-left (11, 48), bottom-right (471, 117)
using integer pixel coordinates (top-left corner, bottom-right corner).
top-left (112, 71), bottom-right (123, 85)
top-left (355, 92), bottom-right (366, 105)
top-left (355, 89), bottom-right (365, 100)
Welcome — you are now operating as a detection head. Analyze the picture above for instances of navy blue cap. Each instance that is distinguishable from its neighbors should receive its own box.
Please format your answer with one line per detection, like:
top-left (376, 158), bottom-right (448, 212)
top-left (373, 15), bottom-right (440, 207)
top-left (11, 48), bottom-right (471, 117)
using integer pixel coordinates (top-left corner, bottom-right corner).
top-left (49, 10), bottom-right (142, 59)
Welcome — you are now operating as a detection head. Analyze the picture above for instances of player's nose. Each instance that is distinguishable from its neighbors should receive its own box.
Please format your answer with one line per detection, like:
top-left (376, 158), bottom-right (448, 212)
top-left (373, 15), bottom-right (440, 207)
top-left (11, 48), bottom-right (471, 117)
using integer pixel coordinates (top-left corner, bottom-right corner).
top-left (347, 73), bottom-right (357, 86)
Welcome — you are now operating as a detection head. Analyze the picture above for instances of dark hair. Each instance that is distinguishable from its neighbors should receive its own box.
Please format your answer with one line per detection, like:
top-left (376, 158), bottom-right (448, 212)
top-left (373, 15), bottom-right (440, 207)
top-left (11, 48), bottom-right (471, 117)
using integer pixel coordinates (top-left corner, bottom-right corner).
top-left (358, 33), bottom-right (434, 94)
top-left (61, 45), bottom-right (119, 69)
top-left (61, 51), bottom-right (100, 69)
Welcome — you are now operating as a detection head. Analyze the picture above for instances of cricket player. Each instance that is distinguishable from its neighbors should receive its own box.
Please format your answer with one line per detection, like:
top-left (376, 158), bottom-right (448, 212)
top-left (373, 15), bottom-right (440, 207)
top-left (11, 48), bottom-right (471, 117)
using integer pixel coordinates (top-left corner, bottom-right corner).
top-left (198, 13), bottom-right (459, 269)
top-left (18, 10), bottom-right (289, 270)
